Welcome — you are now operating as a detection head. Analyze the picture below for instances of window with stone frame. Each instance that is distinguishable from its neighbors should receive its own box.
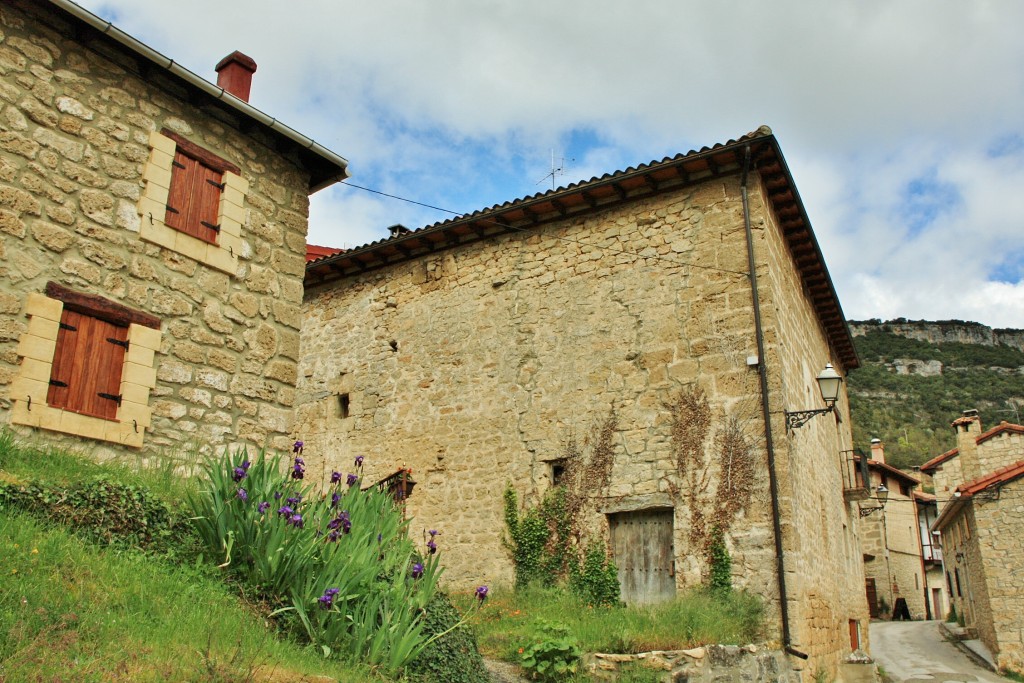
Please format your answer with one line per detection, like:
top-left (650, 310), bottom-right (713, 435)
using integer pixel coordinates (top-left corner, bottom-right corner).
top-left (137, 130), bottom-right (247, 275)
top-left (162, 131), bottom-right (239, 245)
top-left (44, 283), bottom-right (160, 421)
top-left (9, 283), bottom-right (162, 448)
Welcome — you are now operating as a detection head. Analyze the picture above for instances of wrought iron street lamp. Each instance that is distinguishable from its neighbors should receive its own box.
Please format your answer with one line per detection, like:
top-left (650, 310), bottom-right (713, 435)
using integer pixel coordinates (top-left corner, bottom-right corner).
top-left (784, 363), bottom-right (843, 430)
top-left (859, 484), bottom-right (889, 517)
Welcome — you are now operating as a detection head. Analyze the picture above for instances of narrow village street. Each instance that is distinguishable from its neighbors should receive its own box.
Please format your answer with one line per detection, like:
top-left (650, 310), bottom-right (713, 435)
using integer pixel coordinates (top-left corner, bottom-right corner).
top-left (869, 621), bottom-right (1004, 683)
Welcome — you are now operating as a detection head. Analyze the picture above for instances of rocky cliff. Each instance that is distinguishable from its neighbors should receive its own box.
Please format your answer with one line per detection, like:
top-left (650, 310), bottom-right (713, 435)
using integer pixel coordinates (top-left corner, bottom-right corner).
top-left (849, 319), bottom-right (1024, 352)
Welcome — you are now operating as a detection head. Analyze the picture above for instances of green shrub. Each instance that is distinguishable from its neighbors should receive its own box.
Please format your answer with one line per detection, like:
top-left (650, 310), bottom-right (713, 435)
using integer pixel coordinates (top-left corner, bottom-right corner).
top-left (570, 543), bottom-right (620, 607)
top-left (707, 529), bottom-right (732, 594)
top-left (519, 620), bottom-right (582, 682)
top-left (503, 486), bottom-right (556, 588)
top-left (0, 474), bottom-right (196, 558)
top-left (407, 591), bottom-right (490, 683)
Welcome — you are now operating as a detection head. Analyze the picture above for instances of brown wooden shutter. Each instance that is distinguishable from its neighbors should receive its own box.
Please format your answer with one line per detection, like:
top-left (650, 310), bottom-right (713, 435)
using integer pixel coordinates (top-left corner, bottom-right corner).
top-left (164, 148), bottom-right (222, 245)
top-left (190, 162), bottom-right (223, 244)
top-left (46, 309), bottom-right (127, 421)
top-left (165, 150), bottom-right (194, 234)
top-left (47, 309), bottom-right (80, 410)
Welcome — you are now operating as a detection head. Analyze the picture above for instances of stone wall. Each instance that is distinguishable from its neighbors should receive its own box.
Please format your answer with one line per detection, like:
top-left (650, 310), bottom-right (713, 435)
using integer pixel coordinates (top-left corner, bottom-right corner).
top-left (298, 171), bottom-right (867, 677)
top-left (0, 2), bottom-right (309, 458)
top-left (974, 478), bottom-right (1024, 673)
top-left (745, 175), bottom-right (870, 670)
top-left (583, 644), bottom-right (804, 683)
top-left (299, 179), bottom-right (776, 593)
top-left (977, 429), bottom-right (1024, 477)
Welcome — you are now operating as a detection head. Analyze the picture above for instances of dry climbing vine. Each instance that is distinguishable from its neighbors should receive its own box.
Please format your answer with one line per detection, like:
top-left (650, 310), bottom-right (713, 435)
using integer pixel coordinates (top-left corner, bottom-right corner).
top-left (667, 386), bottom-right (755, 566)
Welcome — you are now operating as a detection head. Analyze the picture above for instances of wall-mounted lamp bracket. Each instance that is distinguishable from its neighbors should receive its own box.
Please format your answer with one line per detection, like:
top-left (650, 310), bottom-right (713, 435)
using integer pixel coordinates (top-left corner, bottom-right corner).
top-left (784, 405), bottom-right (834, 430)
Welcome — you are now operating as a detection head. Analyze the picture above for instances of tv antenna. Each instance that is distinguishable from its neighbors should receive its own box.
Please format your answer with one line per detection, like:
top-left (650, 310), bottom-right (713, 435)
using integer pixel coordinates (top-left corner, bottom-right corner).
top-left (536, 150), bottom-right (573, 190)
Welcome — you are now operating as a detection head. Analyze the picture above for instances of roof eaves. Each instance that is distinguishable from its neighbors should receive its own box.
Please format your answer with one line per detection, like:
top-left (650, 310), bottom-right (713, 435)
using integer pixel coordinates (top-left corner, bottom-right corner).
top-left (305, 127), bottom-right (858, 368)
top-left (920, 447), bottom-right (958, 473)
top-left (46, 0), bottom-right (349, 192)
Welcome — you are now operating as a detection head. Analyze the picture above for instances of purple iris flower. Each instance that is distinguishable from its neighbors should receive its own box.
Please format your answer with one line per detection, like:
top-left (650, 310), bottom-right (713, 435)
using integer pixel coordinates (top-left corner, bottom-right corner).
top-left (427, 539), bottom-right (437, 555)
top-left (242, 460), bottom-right (251, 471)
top-left (326, 529), bottom-right (340, 543)
top-left (318, 587), bottom-right (339, 609)
top-left (291, 456), bottom-right (305, 480)
top-left (412, 563), bottom-right (424, 579)
top-left (330, 471), bottom-right (342, 484)
top-left (331, 492), bottom-right (341, 508)
top-left (428, 529), bottom-right (438, 537)
top-left (293, 440), bottom-right (304, 454)
top-left (236, 488), bottom-right (248, 502)
top-left (354, 455), bottom-right (364, 467)
top-left (232, 466), bottom-right (247, 482)
top-left (475, 585), bottom-right (489, 604)
top-left (257, 501), bottom-right (270, 514)
top-left (286, 495), bottom-right (302, 506)
top-left (288, 514), bottom-right (304, 529)
top-left (346, 473), bottom-right (358, 487)
top-left (277, 505), bottom-right (293, 517)
top-left (274, 491), bottom-right (283, 500)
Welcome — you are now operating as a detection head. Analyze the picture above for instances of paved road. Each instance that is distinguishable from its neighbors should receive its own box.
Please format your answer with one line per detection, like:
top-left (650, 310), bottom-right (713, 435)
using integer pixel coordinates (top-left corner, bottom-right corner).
top-left (869, 621), bottom-right (1004, 683)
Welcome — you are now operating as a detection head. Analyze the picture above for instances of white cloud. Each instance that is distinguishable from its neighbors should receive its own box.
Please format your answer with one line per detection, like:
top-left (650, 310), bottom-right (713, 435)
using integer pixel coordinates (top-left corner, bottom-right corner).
top-left (79, 0), bottom-right (1024, 327)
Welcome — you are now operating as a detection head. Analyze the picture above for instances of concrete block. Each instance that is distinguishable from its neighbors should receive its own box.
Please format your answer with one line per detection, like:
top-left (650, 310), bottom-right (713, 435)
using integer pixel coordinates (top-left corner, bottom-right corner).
top-left (26, 315), bottom-right (60, 342)
top-left (148, 130), bottom-right (177, 155)
top-left (15, 334), bottom-right (56, 362)
top-left (121, 361), bottom-right (157, 389)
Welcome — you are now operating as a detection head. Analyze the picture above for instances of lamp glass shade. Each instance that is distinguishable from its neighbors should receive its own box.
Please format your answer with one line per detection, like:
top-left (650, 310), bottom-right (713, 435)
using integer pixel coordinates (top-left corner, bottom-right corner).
top-left (816, 363), bottom-right (843, 405)
top-left (875, 484), bottom-right (889, 505)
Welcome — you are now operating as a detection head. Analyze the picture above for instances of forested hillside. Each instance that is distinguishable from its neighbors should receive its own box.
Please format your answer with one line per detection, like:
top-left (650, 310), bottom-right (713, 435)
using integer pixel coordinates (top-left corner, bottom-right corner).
top-left (847, 321), bottom-right (1024, 470)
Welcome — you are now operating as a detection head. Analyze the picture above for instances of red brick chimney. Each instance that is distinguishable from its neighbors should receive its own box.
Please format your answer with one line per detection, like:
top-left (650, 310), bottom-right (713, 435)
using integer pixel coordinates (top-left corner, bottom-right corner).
top-left (215, 51), bottom-right (257, 102)
top-left (952, 409), bottom-right (983, 483)
top-left (870, 438), bottom-right (885, 464)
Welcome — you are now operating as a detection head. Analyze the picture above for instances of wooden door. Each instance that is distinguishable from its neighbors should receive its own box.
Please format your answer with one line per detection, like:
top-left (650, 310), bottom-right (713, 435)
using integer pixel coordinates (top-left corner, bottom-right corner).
top-left (608, 509), bottom-right (675, 605)
top-left (866, 578), bottom-right (879, 618)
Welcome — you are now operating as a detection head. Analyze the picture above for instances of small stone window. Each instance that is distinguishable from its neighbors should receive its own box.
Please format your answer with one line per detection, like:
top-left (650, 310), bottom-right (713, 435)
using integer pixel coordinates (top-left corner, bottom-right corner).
top-left (550, 459), bottom-right (568, 486)
top-left (339, 393), bottom-right (350, 419)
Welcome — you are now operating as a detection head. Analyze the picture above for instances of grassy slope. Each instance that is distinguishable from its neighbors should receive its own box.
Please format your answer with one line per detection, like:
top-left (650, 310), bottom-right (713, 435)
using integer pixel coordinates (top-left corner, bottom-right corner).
top-left (0, 434), bottom-right (375, 683)
top-left (848, 329), bottom-right (1024, 470)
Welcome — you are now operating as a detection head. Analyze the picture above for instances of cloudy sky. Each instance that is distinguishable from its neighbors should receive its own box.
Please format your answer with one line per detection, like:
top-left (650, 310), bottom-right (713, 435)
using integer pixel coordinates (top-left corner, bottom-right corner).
top-left (79, 1), bottom-right (1024, 328)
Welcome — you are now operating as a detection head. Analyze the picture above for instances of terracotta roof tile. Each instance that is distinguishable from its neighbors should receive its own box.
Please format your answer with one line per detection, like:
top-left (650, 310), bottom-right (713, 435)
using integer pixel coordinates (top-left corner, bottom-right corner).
top-left (306, 244), bottom-right (345, 263)
top-left (920, 421), bottom-right (1023, 473)
top-left (958, 458), bottom-right (1024, 497)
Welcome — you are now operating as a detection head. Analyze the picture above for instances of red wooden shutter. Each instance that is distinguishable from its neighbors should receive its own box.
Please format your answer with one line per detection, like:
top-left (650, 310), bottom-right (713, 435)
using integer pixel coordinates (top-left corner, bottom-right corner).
top-left (165, 150), bottom-right (194, 234)
top-left (190, 162), bottom-right (222, 244)
top-left (164, 148), bottom-right (222, 245)
top-left (47, 309), bottom-right (80, 410)
top-left (46, 309), bottom-right (127, 421)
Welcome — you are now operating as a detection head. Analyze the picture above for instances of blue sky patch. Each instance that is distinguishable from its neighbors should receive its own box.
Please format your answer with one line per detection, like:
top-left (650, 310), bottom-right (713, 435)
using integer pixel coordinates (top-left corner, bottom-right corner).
top-left (902, 169), bottom-right (961, 236)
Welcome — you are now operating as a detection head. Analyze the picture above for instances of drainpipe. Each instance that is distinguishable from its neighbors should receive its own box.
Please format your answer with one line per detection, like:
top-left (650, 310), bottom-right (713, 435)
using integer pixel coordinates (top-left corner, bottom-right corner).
top-left (740, 145), bottom-right (806, 660)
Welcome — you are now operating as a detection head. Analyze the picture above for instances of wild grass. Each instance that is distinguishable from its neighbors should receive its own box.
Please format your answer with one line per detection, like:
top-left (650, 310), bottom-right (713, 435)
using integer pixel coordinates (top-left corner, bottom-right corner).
top-left (0, 510), bottom-right (376, 682)
top-left (453, 582), bottom-right (765, 661)
top-left (0, 429), bottom-right (194, 502)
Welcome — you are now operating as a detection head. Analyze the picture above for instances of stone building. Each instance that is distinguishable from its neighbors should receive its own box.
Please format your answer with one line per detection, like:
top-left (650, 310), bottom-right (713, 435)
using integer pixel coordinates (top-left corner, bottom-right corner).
top-left (0, 0), bottom-right (348, 457)
top-left (914, 490), bottom-right (947, 621)
top-left (854, 440), bottom-right (926, 620)
top-left (923, 411), bottom-right (1024, 673)
top-left (298, 127), bottom-right (870, 676)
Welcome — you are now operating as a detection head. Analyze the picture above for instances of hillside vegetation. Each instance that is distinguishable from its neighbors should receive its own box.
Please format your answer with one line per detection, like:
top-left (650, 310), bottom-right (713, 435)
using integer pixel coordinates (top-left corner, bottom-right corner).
top-left (847, 322), bottom-right (1024, 470)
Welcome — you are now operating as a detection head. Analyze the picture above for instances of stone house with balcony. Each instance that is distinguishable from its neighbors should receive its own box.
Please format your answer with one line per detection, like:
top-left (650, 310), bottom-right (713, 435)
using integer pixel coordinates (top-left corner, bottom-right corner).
top-left (852, 439), bottom-right (926, 620)
top-left (922, 410), bottom-right (1024, 673)
top-left (913, 490), bottom-right (947, 621)
top-left (298, 127), bottom-right (871, 677)
top-left (0, 0), bottom-right (348, 457)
